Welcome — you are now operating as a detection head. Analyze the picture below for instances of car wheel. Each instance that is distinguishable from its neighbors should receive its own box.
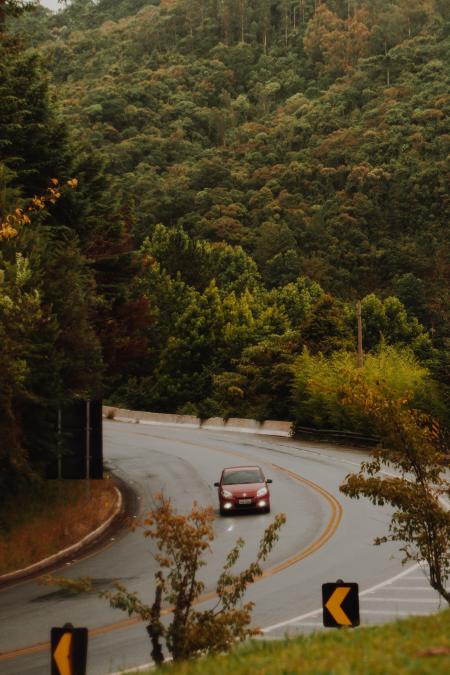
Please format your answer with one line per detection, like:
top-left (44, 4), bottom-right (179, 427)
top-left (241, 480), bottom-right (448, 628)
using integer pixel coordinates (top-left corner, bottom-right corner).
top-left (220, 507), bottom-right (226, 516)
top-left (265, 505), bottom-right (271, 514)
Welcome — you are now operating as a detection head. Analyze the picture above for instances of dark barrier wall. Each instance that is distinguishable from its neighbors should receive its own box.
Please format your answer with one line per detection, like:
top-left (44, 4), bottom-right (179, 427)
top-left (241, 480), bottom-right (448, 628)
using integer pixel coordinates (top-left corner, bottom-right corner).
top-left (47, 399), bottom-right (103, 479)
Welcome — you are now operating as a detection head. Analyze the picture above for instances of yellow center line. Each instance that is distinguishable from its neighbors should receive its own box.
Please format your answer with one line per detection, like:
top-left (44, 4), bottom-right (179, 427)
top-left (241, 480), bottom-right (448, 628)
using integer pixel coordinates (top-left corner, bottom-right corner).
top-left (0, 427), bottom-right (342, 663)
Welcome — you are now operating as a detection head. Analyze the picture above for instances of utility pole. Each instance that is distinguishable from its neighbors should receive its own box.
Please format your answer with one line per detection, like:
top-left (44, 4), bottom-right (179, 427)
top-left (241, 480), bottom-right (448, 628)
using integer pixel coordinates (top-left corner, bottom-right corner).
top-left (356, 300), bottom-right (363, 368)
top-left (57, 407), bottom-right (62, 480)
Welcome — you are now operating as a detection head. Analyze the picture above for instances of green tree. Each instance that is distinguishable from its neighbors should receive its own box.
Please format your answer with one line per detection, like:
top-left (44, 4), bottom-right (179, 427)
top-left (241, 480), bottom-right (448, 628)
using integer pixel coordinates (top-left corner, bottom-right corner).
top-left (270, 276), bottom-right (324, 327)
top-left (0, 0), bottom-right (30, 29)
top-left (302, 293), bottom-right (353, 355)
top-left (253, 221), bottom-right (297, 273)
top-left (340, 378), bottom-right (450, 605)
top-left (358, 293), bottom-right (432, 358)
top-left (0, 252), bottom-right (42, 508)
top-left (143, 223), bottom-right (211, 290)
top-left (149, 281), bottom-right (225, 410)
top-left (0, 46), bottom-right (70, 195)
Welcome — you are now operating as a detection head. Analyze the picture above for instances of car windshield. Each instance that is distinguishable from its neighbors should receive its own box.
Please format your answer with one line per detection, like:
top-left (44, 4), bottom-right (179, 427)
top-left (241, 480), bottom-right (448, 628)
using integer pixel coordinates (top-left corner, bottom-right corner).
top-left (222, 469), bottom-right (263, 485)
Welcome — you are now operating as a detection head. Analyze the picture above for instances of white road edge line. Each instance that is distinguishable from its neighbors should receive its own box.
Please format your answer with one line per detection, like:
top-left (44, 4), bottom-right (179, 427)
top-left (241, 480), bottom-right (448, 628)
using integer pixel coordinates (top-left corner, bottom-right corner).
top-left (110, 658), bottom-right (172, 675)
top-left (370, 586), bottom-right (435, 591)
top-left (109, 664), bottom-right (153, 675)
top-left (360, 609), bottom-right (431, 616)
top-left (362, 598), bottom-right (440, 603)
top-left (261, 563), bottom-right (420, 633)
top-left (281, 622), bottom-right (323, 628)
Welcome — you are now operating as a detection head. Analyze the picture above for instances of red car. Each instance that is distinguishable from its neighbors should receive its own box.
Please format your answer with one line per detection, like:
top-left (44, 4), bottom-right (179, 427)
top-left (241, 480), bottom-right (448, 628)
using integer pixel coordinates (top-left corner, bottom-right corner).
top-left (214, 465), bottom-right (272, 515)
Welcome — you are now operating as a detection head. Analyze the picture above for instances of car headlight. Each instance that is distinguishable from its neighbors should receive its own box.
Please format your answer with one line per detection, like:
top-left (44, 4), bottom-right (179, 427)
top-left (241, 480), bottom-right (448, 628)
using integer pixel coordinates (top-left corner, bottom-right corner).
top-left (221, 489), bottom-right (233, 498)
top-left (256, 486), bottom-right (268, 497)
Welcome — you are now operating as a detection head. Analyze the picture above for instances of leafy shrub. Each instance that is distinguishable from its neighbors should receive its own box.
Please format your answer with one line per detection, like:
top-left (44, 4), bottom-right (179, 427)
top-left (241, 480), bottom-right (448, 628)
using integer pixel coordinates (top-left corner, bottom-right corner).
top-left (291, 345), bottom-right (444, 434)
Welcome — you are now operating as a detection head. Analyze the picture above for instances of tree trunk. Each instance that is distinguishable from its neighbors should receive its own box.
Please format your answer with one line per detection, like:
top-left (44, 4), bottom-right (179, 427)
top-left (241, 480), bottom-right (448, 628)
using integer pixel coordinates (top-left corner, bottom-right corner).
top-left (146, 571), bottom-right (165, 665)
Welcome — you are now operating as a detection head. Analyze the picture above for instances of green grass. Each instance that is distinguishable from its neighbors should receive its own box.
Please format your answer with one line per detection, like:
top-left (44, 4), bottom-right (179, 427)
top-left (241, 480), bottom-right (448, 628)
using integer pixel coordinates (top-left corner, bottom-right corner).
top-left (139, 610), bottom-right (450, 674)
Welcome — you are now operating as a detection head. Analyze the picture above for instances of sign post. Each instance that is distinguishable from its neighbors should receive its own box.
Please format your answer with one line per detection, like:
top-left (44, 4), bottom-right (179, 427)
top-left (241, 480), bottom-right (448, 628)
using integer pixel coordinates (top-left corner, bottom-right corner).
top-left (85, 399), bottom-right (91, 497)
top-left (51, 623), bottom-right (88, 675)
top-left (322, 580), bottom-right (360, 628)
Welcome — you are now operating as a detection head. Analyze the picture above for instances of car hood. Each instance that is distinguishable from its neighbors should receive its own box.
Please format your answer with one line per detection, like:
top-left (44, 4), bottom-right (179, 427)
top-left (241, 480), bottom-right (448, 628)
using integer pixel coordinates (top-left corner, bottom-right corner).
top-left (222, 483), bottom-right (266, 496)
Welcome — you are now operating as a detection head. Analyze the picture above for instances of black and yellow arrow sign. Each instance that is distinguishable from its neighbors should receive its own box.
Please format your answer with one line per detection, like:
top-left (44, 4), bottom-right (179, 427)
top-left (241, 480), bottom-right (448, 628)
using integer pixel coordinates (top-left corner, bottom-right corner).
top-left (53, 632), bottom-right (72, 675)
top-left (322, 581), bottom-right (359, 627)
top-left (51, 625), bottom-right (88, 675)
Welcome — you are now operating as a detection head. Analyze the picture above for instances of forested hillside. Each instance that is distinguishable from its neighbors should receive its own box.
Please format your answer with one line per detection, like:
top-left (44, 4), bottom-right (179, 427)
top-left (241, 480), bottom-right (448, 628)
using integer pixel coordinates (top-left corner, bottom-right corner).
top-left (30, 0), bottom-right (449, 309)
top-left (1, 0), bottom-right (449, 500)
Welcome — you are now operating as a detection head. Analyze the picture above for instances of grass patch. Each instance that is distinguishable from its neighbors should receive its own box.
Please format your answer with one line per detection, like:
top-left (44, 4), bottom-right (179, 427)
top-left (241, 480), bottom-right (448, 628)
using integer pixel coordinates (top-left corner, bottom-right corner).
top-left (140, 610), bottom-right (450, 674)
top-left (0, 477), bottom-right (118, 575)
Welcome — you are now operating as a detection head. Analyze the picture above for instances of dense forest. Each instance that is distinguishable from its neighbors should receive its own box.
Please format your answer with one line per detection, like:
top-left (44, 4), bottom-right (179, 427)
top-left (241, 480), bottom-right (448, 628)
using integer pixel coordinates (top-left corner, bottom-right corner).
top-left (1, 0), bottom-right (449, 499)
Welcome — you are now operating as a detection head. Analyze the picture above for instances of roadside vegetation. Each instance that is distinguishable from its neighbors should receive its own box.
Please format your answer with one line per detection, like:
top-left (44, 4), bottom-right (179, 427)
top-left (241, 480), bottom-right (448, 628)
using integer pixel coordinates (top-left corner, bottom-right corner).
top-left (0, 476), bottom-right (117, 576)
top-left (339, 378), bottom-right (450, 604)
top-left (138, 610), bottom-right (450, 675)
top-left (291, 345), bottom-right (445, 435)
top-left (49, 496), bottom-right (286, 663)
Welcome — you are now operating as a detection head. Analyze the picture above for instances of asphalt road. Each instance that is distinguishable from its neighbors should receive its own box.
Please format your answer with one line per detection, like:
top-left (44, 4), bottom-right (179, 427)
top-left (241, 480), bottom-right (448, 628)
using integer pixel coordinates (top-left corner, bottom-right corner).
top-left (0, 420), bottom-right (444, 674)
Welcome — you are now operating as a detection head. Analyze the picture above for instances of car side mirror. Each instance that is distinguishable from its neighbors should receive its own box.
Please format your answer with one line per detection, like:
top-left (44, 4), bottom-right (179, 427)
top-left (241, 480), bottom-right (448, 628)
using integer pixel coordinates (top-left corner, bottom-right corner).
top-left (266, 478), bottom-right (272, 483)
top-left (214, 482), bottom-right (219, 487)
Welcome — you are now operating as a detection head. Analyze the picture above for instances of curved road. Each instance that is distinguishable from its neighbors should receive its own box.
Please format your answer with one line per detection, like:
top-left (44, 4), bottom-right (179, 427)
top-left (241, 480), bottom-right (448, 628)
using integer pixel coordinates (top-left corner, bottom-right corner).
top-left (0, 420), bottom-right (442, 674)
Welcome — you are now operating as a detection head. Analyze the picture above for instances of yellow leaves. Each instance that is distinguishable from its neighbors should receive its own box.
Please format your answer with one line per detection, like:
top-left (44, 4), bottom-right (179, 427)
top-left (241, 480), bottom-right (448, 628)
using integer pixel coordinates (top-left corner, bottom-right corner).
top-left (0, 223), bottom-right (18, 241)
top-left (0, 178), bottom-right (78, 241)
top-left (30, 197), bottom-right (45, 210)
top-left (319, 166), bottom-right (337, 177)
top-left (227, 385), bottom-right (244, 398)
top-left (1, 207), bottom-right (32, 240)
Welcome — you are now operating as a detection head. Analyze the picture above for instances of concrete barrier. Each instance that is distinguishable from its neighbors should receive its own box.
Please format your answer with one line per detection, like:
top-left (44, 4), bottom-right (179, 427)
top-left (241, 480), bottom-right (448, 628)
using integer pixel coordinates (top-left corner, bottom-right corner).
top-left (259, 420), bottom-right (292, 436)
top-left (220, 418), bottom-right (261, 433)
top-left (103, 407), bottom-right (201, 428)
top-left (103, 406), bottom-right (293, 437)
